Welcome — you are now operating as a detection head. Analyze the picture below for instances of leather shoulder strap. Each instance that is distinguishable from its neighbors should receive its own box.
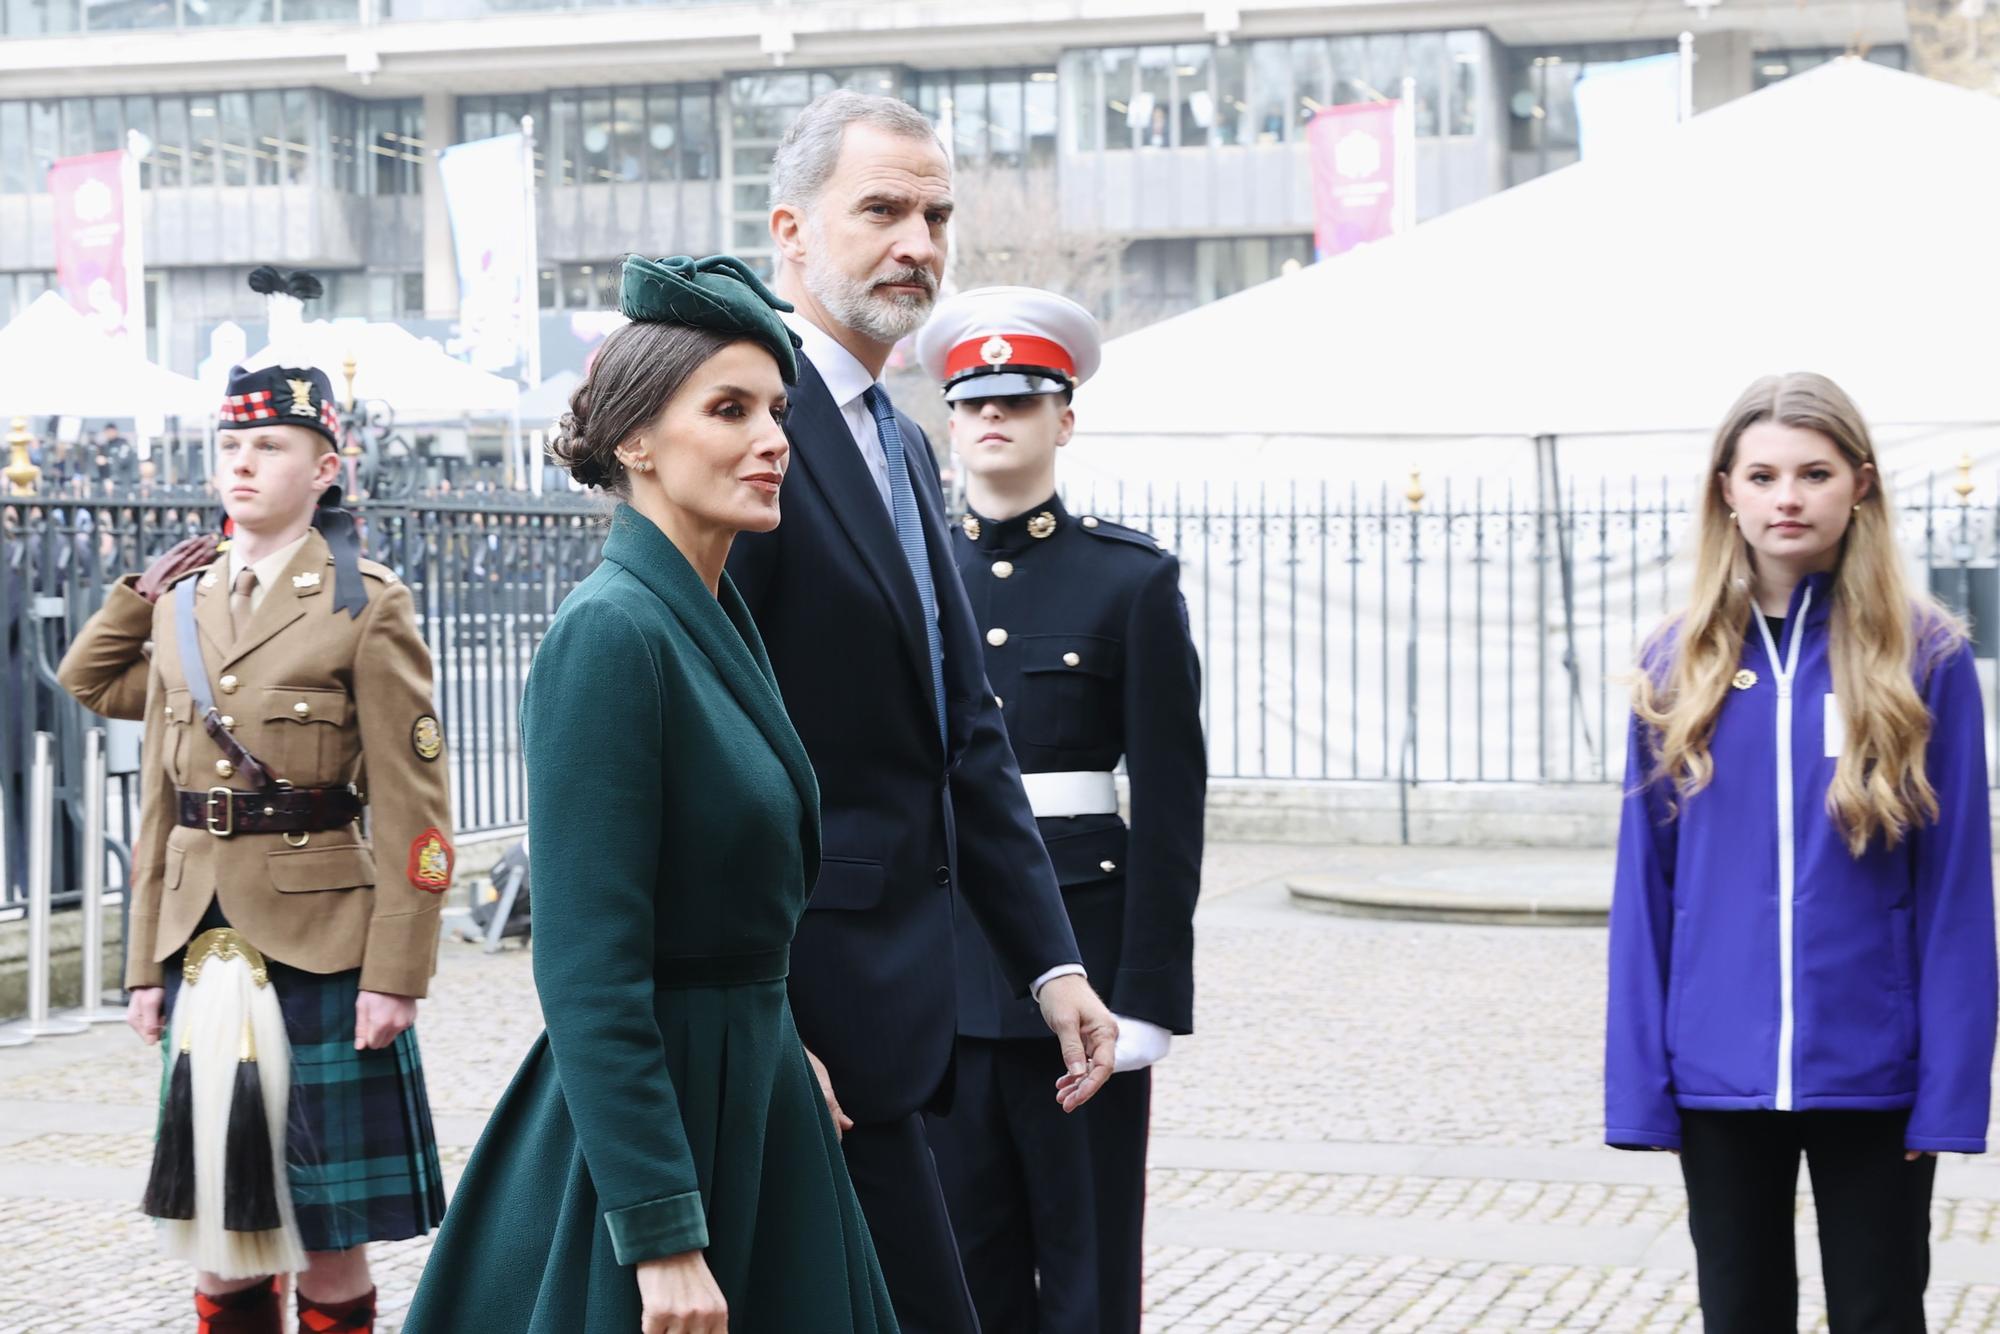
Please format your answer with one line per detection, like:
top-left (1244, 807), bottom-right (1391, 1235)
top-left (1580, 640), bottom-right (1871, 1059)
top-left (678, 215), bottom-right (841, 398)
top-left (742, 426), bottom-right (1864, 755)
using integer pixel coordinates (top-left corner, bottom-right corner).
top-left (174, 577), bottom-right (275, 789)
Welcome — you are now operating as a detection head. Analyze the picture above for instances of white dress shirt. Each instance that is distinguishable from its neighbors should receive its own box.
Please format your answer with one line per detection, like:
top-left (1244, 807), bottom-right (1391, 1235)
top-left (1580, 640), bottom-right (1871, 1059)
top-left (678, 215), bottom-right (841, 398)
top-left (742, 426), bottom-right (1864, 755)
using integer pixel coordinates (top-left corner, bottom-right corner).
top-left (781, 311), bottom-right (894, 515)
top-left (227, 530), bottom-right (312, 615)
top-left (786, 312), bottom-right (1088, 1004)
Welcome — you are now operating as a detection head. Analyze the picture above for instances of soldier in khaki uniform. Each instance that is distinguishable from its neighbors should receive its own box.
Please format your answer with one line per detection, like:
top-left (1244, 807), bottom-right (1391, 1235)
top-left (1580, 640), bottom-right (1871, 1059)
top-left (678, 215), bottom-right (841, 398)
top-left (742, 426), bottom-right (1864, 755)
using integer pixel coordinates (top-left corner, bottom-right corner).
top-left (58, 364), bottom-right (451, 1334)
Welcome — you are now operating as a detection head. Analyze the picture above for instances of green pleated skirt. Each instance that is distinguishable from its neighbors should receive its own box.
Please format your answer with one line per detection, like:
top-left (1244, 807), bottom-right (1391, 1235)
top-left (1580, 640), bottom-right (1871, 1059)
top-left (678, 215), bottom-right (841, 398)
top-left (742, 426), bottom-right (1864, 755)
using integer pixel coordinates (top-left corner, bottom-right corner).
top-left (402, 979), bottom-right (897, 1333)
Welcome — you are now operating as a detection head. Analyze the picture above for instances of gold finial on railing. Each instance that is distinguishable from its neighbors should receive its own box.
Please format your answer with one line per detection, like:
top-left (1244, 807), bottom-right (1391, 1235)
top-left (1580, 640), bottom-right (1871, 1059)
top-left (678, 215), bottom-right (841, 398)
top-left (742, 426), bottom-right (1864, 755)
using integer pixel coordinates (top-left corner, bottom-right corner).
top-left (1954, 453), bottom-right (1975, 506)
top-left (5, 416), bottom-right (41, 494)
top-left (1405, 468), bottom-right (1425, 512)
top-left (341, 354), bottom-right (359, 413)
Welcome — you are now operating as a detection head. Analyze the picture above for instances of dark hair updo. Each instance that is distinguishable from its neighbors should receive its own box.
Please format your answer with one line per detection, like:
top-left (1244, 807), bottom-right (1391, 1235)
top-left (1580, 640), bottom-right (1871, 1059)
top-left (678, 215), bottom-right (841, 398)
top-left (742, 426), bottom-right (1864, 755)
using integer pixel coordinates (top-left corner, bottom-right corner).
top-left (549, 320), bottom-right (747, 496)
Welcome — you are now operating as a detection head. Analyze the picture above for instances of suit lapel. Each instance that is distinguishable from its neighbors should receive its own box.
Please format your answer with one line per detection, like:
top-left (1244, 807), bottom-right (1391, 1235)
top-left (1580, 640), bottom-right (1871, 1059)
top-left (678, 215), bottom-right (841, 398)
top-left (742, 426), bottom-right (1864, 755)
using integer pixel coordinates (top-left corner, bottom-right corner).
top-left (602, 509), bottom-right (820, 828)
top-left (785, 356), bottom-right (936, 704)
top-left (194, 563), bottom-right (233, 662)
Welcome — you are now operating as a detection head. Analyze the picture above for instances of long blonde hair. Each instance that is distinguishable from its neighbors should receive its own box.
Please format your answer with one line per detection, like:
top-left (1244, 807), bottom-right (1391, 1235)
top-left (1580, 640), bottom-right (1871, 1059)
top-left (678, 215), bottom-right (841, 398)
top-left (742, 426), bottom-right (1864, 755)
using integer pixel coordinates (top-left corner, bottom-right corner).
top-left (1633, 372), bottom-right (1963, 855)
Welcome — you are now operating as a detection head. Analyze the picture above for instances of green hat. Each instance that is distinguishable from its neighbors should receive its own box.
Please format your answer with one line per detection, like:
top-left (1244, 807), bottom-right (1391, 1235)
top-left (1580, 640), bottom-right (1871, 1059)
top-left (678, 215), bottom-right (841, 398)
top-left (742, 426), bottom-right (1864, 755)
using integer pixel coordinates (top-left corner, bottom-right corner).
top-left (619, 254), bottom-right (801, 384)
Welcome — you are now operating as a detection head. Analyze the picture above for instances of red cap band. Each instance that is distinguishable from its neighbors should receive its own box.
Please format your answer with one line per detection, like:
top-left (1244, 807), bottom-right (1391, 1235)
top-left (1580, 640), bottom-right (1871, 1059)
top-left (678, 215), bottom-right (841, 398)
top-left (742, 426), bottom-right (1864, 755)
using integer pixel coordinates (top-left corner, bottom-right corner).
top-left (944, 334), bottom-right (1076, 381)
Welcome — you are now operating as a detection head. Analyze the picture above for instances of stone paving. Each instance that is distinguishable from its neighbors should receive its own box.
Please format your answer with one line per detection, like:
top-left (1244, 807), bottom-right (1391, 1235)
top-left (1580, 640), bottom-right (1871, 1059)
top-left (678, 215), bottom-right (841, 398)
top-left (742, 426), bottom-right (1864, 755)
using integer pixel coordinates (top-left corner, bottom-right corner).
top-left (4, 839), bottom-right (1999, 1331)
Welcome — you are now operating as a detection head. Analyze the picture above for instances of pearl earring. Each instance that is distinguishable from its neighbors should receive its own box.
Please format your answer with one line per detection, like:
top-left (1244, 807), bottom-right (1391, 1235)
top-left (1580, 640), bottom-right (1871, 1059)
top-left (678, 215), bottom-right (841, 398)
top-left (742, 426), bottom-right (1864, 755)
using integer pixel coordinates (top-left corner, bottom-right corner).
top-left (1728, 510), bottom-right (1738, 522)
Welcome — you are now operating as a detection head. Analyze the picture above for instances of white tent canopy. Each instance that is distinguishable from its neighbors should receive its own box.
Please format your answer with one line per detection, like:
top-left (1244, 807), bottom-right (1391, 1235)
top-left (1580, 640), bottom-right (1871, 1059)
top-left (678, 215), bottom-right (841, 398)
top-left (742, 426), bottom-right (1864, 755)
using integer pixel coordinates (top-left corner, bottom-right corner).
top-left (518, 369), bottom-right (582, 426)
top-left (242, 319), bottom-right (520, 422)
top-left (0, 291), bottom-right (210, 419)
top-left (1067, 60), bottom-right (2000, 492)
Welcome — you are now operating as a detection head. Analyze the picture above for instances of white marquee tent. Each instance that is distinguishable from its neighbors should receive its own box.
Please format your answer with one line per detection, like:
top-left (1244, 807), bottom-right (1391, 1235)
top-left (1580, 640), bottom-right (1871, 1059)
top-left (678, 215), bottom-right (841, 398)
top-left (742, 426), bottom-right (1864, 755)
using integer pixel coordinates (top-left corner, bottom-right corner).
top-left (241, 320), bottom-right (521, 423)
top-left (0, 292), bottom-right (210, 419)
top-left (1057, 60), bottom-right (2000, 786)
top-left (1065, 59), bottom-right (2000, 497)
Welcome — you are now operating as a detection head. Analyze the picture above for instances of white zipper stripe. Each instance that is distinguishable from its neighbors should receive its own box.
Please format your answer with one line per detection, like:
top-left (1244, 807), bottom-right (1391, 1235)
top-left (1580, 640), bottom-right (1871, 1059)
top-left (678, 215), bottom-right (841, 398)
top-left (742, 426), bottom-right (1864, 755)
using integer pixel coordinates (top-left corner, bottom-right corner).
top-left (1752, 587), bottom-right (1811, 1112)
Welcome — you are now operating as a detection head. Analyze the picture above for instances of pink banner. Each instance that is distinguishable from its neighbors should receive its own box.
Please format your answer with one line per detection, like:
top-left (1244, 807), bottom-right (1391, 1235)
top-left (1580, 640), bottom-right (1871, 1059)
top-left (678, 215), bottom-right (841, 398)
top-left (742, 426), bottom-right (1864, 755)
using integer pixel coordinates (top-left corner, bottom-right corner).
top-left (1307, 102), bottom-right (1399, 260)
top-left (51, 149), bottom-right (140, 343)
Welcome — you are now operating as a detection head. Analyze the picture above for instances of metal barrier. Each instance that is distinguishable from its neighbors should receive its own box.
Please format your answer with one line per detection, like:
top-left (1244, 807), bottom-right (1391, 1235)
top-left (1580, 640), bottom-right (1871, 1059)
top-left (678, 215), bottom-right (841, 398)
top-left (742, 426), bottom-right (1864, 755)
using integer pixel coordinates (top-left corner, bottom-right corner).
top-left (7, 733), bottom-right (86, 1039)
top-left (2, 491), bottom-right (604, 915)
top-left (6, 473), bottom-right (2000, 917)
top-left (1065, 471), bottom-right (2000, 788)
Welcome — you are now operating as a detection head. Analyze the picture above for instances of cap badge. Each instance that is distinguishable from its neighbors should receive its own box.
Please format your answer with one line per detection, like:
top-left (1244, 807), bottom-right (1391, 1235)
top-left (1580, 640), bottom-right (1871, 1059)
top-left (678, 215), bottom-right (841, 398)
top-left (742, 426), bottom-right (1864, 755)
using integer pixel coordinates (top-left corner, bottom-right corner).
top-left (286, 378), bottom-right (317, 417)
top-left (1027, 511), bottom-right (1057, 540)
top-left (980, 335), bottom-right (1014, 367)
top-left (960, 514), bottom-right (982, 540)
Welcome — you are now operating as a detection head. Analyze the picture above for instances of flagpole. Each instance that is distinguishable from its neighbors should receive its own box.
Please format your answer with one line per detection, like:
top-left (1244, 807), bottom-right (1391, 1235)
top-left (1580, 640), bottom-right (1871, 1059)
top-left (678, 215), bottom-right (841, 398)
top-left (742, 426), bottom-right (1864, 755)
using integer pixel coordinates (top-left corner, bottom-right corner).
top-left (1678, 32), bottom-right (1696, 122)
top-left (1395, 76), bottom-right (1417, 235)
top-left (520, 115), bottom-right (542, 495)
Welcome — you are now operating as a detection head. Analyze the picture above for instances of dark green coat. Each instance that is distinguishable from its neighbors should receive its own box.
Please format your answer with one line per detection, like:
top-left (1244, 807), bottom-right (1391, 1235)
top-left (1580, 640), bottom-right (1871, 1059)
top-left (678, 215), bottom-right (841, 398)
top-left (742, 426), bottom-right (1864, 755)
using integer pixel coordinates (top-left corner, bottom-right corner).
top-left (405, 506), bottom-right (897, 1333)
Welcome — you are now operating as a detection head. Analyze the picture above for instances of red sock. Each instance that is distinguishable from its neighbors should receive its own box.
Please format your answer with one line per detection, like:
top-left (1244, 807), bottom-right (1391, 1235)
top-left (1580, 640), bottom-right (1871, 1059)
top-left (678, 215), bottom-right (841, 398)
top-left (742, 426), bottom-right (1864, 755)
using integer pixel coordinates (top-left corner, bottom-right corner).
top-left (195, 1279), bottom-right (281, 1334)
top-left (297, 1286), bottom-right (377, 1334)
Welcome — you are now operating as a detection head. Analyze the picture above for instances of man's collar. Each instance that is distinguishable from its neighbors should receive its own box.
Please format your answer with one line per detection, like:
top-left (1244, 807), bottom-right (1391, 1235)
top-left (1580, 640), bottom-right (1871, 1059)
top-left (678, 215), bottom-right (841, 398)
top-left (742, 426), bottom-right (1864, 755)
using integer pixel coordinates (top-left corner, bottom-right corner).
top-left (781, 311), bottom-right (877, 409)
top-left (229, 529), bottom-right (313, 587)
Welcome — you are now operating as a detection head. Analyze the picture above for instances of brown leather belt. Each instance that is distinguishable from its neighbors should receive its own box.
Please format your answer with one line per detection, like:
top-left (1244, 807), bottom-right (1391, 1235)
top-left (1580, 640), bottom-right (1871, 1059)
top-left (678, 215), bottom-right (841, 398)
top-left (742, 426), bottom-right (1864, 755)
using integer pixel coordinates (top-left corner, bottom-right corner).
top-left (176, 786), bottom-right (363, 838)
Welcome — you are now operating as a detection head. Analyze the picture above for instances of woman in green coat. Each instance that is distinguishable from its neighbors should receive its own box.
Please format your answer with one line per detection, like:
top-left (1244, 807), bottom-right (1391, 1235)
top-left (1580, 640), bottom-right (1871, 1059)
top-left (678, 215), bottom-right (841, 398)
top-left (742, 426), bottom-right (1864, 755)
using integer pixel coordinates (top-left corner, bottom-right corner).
top-left (405, 257), bottom-right (897, 1334)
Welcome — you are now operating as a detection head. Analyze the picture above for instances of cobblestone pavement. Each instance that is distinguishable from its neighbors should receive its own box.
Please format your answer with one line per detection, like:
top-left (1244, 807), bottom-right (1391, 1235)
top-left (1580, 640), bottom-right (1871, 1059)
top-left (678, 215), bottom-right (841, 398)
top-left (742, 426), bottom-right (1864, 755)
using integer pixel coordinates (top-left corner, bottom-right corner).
top-left (5, 839), bottom-right (1999, 1331)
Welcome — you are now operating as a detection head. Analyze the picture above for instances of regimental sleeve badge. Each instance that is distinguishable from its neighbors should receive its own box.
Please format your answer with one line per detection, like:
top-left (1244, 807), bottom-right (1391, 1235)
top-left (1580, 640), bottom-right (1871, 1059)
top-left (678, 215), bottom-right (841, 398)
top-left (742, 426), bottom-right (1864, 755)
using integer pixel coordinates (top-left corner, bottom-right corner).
top-left (408, 828), bottom-right (454, 893)
top-left (412, 715), bottom-right (443, 762)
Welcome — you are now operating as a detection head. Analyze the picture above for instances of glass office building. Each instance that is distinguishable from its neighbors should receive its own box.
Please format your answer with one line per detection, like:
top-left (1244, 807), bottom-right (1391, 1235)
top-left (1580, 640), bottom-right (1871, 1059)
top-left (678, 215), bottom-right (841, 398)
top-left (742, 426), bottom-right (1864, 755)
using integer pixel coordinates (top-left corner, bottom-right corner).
top-left (0, 0), bottom-right (1910, 373)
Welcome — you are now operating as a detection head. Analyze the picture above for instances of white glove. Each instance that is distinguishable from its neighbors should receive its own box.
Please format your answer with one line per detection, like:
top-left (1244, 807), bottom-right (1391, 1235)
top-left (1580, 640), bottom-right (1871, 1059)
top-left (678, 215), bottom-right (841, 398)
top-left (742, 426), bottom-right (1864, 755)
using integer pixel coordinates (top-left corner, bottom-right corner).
top-left (1111, 1015), bottom-right (1172, 1073)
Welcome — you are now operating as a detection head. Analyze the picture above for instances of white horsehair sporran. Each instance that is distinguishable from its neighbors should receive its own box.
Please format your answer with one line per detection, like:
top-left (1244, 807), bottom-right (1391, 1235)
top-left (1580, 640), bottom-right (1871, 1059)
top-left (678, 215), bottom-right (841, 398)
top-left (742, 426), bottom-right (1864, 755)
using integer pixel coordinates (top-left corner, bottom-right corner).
top-left (142, 927), bottom-right (306, 1278)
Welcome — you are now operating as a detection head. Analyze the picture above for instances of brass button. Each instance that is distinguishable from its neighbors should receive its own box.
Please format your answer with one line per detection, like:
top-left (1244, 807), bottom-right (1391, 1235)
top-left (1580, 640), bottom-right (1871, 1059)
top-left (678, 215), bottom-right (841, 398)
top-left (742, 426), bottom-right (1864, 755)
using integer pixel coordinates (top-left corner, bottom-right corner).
top-left (986, 628), bottom-right (1008, 647)
top-left (215, 760), bottom-right (234, 778)
top-left (1081, 516), bottom-right (1100, 529)
top-left (1100, 859), bottom-right (1117, 873)
top-left (219, 674), bottom-right (239, 694)
top-left (992, 561), bottom-right (1014, 579)
top-left (163, 707), bottom-right (173, 721)
top-left (1063, 652), bottom-right (1081, 667)
top-left (219, 715), bottom-right (234, 728)
top-left (293, 701), bottom-right (311, 717)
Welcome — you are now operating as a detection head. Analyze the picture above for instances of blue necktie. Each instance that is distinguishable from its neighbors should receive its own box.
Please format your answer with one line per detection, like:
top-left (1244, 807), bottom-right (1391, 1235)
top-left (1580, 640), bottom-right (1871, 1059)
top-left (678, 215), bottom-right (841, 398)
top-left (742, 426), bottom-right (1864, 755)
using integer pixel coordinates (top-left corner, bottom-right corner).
top-left (862, 384), bottom-right (947, 743)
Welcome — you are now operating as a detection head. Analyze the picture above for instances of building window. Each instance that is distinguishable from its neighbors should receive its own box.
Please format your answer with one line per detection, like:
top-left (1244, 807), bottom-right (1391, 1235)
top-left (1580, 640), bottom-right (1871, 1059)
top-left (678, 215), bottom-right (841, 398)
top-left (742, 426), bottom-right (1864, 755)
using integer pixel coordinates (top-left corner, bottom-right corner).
top-left (0, 271), bottom-right (55, 324)
top-left (322, 269), bottom-right (424, 320)
top-left (1508, 41), bottom-right (1675, 173)
top-left (467, 85), bottom-right (717, 187)
top-left (555, 261), bottom-right (619, 311)
top-left (1115, 234), bottom-right (1313, 324)
top-left (3, 0), bottom-right (80, 35)
top-left (911, 68), bottom-right (1056, 170)
top-left (1065, 33), bottom-right (1481, 153)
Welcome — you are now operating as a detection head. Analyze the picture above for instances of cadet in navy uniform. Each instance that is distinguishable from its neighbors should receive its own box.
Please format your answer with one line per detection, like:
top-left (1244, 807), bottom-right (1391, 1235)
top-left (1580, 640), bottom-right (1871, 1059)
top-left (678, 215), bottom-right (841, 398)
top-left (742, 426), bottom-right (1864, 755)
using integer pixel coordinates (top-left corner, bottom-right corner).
top-left (918, 288), bottom-right (1206, 1334)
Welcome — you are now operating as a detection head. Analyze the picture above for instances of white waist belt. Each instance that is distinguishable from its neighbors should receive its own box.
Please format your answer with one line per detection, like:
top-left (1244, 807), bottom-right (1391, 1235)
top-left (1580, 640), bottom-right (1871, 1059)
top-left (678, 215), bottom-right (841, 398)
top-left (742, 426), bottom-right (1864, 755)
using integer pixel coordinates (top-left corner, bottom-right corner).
top-left (1022, 770), bottom-right (1119, 819)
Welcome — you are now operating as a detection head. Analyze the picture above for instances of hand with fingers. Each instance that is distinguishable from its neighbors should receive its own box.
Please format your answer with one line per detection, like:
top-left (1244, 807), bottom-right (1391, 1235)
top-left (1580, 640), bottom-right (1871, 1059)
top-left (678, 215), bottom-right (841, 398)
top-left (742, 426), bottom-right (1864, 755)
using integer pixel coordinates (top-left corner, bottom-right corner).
top-left (133, 533), bottom-right (223, 604)
top-left (354, 991), bottom-right (418, 1050)
top-left (1035, 974), bottom-right (1119, 1112)
top-left (805, 1047), bottom-right (853, 1141)
top-left (127, 986), bottom-right (165, 1044)
top-left (636, 1250), bottom-right (728, 1333)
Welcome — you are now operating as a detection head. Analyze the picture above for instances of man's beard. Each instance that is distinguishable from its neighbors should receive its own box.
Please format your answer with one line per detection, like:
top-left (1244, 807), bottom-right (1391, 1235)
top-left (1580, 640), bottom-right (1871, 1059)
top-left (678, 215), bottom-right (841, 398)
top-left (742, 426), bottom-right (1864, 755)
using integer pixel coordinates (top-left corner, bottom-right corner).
top-left (803, 248), bottom-right (937, 344)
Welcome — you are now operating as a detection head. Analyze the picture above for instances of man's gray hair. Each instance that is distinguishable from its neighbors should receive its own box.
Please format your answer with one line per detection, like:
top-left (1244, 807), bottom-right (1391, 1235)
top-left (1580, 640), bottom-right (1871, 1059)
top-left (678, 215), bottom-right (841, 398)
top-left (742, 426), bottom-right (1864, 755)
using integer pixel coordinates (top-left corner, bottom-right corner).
top-left (768, 90), bottom-right (946, 216)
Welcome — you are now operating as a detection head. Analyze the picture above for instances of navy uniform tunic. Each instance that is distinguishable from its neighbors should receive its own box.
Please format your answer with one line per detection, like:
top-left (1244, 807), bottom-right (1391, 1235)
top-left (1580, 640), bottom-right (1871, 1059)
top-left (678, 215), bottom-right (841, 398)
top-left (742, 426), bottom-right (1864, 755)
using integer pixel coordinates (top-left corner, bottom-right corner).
top-left (930, 492), bottom-right (1205, 1334)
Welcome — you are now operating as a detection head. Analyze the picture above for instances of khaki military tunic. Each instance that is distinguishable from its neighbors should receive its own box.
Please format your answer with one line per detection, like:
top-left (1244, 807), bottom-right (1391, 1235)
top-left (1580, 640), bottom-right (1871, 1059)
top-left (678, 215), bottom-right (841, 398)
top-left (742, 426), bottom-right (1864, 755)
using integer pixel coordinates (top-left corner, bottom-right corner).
top-left (55, 577), bottom-right (155, 722)
top-left (104, 529), bottom-right (453, 997)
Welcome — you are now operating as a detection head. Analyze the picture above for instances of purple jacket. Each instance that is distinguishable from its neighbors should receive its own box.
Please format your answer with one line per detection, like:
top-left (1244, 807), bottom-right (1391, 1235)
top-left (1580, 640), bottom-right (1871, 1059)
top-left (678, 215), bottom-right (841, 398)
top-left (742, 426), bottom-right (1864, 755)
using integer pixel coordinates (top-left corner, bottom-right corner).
top-left (1606, 572), bottom-right (1998, 1153)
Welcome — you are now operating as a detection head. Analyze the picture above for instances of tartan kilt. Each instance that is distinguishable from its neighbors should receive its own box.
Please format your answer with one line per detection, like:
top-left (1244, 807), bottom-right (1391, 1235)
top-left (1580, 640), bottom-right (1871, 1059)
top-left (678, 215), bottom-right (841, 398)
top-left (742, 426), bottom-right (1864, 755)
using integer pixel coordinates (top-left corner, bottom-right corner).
top-left (159, 912), bottom-right (446, 1254)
